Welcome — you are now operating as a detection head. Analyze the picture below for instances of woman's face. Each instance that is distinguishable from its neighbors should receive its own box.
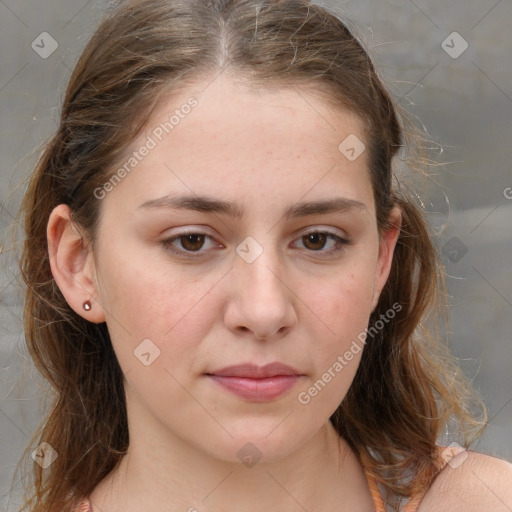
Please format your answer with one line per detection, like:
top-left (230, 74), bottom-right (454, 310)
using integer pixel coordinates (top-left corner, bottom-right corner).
top-left (84, 75), bottom-right (400, 463)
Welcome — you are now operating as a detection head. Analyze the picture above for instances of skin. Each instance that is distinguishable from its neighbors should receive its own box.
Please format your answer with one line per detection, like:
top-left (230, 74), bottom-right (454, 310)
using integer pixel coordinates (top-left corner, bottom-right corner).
top-left (47, 75), bottom-right (512, 511)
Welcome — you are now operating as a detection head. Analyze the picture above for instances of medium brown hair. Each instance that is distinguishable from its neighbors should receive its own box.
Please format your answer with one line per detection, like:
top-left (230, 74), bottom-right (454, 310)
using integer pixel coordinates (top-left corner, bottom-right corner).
top-left (15, 1), bottom-right (485, 510)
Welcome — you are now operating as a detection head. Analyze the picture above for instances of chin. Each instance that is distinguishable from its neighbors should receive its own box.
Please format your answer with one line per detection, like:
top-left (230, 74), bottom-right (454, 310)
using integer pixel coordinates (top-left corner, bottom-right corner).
top-left (199, 422), bottom-right (319, 467)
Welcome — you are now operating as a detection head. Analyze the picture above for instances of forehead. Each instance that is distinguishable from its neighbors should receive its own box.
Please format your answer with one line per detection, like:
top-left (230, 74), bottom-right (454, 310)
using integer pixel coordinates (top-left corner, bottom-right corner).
top-left (103, 75), bottom-right (374, 216)
top-left (158, 75), bottom-right (366, 157)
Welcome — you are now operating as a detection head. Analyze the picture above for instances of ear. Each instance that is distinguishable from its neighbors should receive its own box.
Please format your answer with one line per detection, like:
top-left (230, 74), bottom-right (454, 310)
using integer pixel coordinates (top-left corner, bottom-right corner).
top-left (47, 204), bottom-right (106, 323)
top-left (371, 205), bottom-right (402, 313)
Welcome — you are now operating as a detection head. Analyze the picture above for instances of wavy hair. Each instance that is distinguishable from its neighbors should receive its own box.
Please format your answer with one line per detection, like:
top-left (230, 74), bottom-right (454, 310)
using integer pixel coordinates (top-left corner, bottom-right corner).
top-left (15, 1), bottom-right (485, 510)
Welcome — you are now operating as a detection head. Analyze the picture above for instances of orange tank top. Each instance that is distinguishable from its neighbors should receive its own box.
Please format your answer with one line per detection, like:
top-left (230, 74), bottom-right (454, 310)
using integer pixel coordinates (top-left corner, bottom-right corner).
top-left (74, 499), bottom-right (92, 512)
top-left (74, 446), bottom-right (459, 512)
top-left (364, 445), bottom-right (459, 511)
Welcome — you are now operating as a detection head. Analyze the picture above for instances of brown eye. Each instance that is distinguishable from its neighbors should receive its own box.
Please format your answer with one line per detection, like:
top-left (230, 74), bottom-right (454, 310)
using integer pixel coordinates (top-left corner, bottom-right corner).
top-left (180, 233), bottom-right (206, 251)
top-left (161, 231), bottom-right (219, 258)
top-left (293, 231), bottom-right (350, 255)
top-left (303, 232), bottom-right (328, 251)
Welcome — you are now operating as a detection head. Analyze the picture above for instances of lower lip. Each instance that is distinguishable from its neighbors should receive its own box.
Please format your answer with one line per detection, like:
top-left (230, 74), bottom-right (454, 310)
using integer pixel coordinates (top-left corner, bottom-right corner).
top-left (208, 375), bottom-right (302, 401)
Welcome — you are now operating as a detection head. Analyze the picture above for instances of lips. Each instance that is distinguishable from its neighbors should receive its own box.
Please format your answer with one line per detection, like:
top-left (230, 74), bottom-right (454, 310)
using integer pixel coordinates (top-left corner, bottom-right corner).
top-left (206, 363), bottom-right (304, 402)
top-left (208, 362), bottom-right (302, 378)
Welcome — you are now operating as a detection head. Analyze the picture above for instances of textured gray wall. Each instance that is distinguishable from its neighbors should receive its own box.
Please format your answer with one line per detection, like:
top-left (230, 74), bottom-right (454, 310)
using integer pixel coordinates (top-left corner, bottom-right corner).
top-left (1, 1), bottom-right (511, 510)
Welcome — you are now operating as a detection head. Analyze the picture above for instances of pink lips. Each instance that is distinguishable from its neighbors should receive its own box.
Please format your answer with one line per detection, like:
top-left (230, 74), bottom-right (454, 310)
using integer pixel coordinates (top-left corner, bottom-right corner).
top-left (207, 363), bottom-right (303, 402)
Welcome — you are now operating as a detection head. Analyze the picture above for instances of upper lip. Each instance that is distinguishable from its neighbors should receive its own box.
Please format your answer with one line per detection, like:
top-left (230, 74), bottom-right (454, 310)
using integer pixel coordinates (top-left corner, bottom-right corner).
top-left (208, 362), bottom-right (303, 378)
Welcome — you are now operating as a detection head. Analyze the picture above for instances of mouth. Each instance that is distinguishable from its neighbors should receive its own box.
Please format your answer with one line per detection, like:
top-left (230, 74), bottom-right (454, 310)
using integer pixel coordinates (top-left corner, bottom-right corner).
top-left (206, 362), bottom-right (304, 402)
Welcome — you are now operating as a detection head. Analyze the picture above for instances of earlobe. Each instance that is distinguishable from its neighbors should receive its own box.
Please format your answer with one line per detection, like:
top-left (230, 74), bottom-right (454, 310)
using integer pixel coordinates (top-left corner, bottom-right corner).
top-left (47, 204), bottom-right (105, 323)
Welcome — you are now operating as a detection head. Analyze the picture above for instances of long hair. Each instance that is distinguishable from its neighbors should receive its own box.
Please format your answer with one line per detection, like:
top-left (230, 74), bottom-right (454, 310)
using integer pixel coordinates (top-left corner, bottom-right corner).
top-left (15, 1), bottom-right (485, 510)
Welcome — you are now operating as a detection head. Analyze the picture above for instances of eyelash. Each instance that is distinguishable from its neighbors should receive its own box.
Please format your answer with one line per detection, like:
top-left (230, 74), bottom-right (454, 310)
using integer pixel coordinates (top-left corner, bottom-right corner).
top-left (161, 230), bottom-right (351, 259)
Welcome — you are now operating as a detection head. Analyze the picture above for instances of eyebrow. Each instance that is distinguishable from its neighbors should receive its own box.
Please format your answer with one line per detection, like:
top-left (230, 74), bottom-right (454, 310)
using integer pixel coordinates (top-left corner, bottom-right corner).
top-left (138, 194), bottom-right (367, 219)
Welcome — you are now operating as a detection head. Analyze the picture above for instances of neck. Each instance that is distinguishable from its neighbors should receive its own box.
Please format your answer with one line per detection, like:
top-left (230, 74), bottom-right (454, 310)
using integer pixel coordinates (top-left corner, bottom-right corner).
top-left (90, 420), bottom-right (373, 512)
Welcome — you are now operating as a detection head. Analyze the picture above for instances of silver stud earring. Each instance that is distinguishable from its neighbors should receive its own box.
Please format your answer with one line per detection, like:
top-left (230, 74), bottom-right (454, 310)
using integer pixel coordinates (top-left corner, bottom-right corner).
top-left (83, 300), bottom-right (92, 311)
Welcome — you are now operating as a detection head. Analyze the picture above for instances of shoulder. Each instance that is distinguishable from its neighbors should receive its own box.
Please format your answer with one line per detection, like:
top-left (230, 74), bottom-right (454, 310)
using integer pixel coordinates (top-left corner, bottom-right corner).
top-left (419, 450), bottom-right (512, 511)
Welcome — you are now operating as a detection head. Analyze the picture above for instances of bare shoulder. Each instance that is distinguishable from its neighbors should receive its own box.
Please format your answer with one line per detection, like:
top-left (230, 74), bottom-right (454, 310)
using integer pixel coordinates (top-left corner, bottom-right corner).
top-left (418, 450), bottom-right (512, 512)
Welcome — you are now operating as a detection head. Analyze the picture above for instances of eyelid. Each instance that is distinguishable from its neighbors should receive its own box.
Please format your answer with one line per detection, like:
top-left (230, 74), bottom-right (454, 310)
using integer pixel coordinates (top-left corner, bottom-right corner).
top-left (161, 229), bottom-right (221, 258)
top-left (296, 225), bottom-right (349, 240)
top-left (291, 228), bottom-right (351, 254)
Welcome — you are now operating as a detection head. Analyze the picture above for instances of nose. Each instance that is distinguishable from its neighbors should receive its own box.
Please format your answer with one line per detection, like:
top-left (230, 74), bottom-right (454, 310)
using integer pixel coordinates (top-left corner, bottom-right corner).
top-left (223, 246), bottom-right (297, 341)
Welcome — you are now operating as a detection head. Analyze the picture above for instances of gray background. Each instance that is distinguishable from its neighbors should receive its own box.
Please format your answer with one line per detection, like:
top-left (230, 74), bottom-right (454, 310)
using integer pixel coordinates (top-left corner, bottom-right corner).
top-left (1, 0), bottom-right (511, 510)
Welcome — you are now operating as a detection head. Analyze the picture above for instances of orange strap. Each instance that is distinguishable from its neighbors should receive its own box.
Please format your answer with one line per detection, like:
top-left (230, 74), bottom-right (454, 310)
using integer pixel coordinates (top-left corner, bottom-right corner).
top-left (364, 470), bottom-right (423, 512)
top-left (365, 469), bottom-right (387, 511)
top-left (364, 446), bottom-right (453, 511)
top-left (73, 498), bottom-right (92, 512)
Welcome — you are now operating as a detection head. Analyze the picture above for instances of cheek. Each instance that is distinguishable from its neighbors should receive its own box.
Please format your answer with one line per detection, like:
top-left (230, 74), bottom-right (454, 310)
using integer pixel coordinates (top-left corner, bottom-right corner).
top-left (296, 263), bottom-right (375, 403)
top-left (304, 260), bottom-right (376, 340)
top-left (95, 247), bottom-right (223, 373)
